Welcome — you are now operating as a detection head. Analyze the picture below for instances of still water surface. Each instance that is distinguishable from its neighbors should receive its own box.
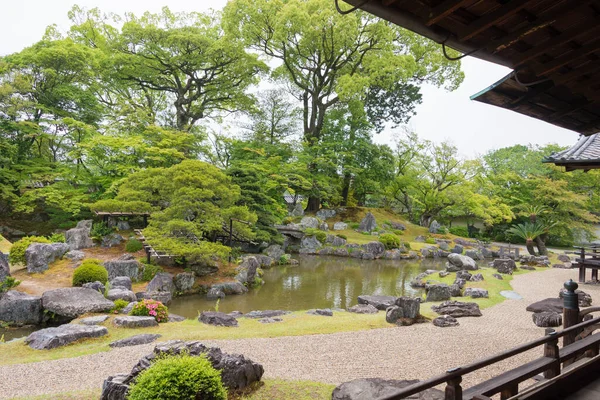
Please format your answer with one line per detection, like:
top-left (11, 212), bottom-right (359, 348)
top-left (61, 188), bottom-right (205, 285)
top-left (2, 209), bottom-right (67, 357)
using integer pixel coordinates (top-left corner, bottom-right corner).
top-left (168, 255), bottom-right (447, 318)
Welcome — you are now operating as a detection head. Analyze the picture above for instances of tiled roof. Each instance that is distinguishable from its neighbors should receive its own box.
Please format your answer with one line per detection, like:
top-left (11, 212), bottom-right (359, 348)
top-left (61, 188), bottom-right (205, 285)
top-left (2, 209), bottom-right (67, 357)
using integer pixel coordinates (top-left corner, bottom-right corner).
top-left (544, 134), bottom-right (600, 166)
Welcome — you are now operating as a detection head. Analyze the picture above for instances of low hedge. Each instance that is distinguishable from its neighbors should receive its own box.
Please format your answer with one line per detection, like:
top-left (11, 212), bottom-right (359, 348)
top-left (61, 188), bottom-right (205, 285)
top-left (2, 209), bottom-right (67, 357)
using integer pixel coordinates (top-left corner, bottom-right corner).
top-left (72, 261), bottom-right (108, 286)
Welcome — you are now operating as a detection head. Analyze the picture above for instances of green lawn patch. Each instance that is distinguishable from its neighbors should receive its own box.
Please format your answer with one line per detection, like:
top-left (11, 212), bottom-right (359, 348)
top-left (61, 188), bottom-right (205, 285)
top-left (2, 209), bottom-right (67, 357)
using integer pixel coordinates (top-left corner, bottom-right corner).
top-left (0, 311), bottom-right (390, 366)
top-left (0, 234), bottom-right (12, 254)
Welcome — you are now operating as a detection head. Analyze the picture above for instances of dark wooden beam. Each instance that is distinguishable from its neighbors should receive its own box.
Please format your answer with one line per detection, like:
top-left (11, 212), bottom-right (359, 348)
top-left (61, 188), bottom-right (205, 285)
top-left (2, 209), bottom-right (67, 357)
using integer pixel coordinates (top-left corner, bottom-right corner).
top-left (508, 80), bottom-right (555, 108)
top-left (488, 0), bottom-right (594, 55)
top-left (459, 0), bottom-right (531, 41)
top-left (425, 0), bottom-right (470, 26)
top-left (513, 20), bottom-right (600, 67)
top-left (547, 99), bottom-right (593, 122)
top-left (551, 62), bottom-right (600, 86)
top-left (534, 38), bottom-right (600, 76)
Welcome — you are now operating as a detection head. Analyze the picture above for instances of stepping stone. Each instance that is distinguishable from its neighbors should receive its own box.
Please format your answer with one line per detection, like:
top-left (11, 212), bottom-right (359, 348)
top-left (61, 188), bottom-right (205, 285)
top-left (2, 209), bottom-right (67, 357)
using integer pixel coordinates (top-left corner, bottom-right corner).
top-left (113, 316), bottom-right (158, 328)
top-left (433, 315), bottom-right (459, 328)
top-left (79, 315), bottom-right (109, 325)
top-left (244, 310), bottom-right (290, 319)
top-left (526, 298), bottom-right (562, 313)
top-left (357, 295), bottom-right (396, 310)
top-left (42, 288), bottom-right (115, 319)
top-left (199, 311), bottom-right (238, 327)
top-left (431, 301), bottom-right (482, 317)
top-left (307, 308), bottom-right (333, 316)
top-left (109, 334), bottom-right (162, 348)
top-left (347, 304), bottom-right (378, 314)
top-left (26, 324), bottom-right (108, 350)
top-left (258, 317), bottom-right (283, 324)
top-left (500, 290), bottom-right (522, 300)
top-left (332, 378), bottom-right (443, 400)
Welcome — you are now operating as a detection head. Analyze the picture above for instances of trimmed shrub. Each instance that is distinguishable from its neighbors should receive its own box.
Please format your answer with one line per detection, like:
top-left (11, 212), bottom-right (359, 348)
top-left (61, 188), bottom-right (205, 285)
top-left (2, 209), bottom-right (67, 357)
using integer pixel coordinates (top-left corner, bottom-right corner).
top-left (48, 233), bottom-right (66, 243)
top-left (9, 236), bottom-right (51, 265)
top-left (336, 234), bottom-right (347, 240)
top-left (127, 354), bottom-right (227, 400)
top-left (379, 233), bottom-right (401, 250)
top-left (125, 239), bottom-right (143, 253)
top-left (349, 222), bottom-right (360, 229)
top-left (392, 229), bottom-right (404, 236)
top-left (90, 222), bottom-right (114, 241)
top-left (72, 261), bottom-right (108, 286)
top-left (403, 242), bottom-right (411, 250)
top-left (142, 263), bottom-right (163, 282)
top-left (111, 299), bottom-right (129, 313)
top-left (304, 228), bottom-right (327, 243)
top-left (131, 299), bottom-right (169, 323)
top-left (449, 226), bottom-right (469, 238)
top-left (278, 254), bottom-right (291, 265)
top-left (425, 237), bottom-right (436, 244)
top-left (0, 277), bottom-right (21, 295)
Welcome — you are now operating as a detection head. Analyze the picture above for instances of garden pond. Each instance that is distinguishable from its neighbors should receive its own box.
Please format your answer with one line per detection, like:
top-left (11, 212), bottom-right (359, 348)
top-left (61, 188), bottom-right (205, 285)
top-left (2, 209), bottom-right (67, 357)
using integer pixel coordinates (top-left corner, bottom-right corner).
top-left (0, 255), bottom-right (447, 341)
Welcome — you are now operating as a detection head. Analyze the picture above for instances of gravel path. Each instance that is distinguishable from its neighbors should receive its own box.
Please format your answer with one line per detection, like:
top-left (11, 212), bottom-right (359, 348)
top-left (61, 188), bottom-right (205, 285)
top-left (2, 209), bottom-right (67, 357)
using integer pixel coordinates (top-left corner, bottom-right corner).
top-left (1, 268), bottom-right (597, 399)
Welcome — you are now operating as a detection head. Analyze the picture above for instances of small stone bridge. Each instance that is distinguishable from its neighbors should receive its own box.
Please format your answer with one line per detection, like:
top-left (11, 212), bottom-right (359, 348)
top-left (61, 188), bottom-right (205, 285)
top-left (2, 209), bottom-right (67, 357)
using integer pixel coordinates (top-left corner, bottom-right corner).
top-left (274, 224), bottom-right (305, 239)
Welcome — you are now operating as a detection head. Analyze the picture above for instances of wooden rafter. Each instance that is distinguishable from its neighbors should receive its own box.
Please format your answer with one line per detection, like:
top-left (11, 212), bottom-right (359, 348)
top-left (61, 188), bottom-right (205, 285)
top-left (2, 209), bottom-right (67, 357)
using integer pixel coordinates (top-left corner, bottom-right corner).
top-left (534, 37), bottom-right (600, 76)
top-left (426, 0), bottom-right (470, 26)
top-left (487, 0), bottom-right (593, 55)
top-left (459, 0), bottom-right (530, 41)
top-left (508, 80), bottom-right (555, 108)
top-left (551, 62), bottom-right (600, 86)
top-left (547, 99), bottom-right (593, 122)
top-left (513, 20), bottom-right (600, 67)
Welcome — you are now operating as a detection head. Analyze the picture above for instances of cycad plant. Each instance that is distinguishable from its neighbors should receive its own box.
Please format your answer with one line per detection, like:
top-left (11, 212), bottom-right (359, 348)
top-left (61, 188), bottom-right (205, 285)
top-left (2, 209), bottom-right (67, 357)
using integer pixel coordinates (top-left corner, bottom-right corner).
top-left (506, 222), bottom-right (546, 256)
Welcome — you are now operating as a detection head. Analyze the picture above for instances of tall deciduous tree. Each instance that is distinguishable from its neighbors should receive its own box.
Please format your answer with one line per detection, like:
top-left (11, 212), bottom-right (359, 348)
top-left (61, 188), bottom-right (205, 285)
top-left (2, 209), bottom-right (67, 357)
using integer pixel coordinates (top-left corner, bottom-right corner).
top-left (224, 0), bottom-right (464, 211)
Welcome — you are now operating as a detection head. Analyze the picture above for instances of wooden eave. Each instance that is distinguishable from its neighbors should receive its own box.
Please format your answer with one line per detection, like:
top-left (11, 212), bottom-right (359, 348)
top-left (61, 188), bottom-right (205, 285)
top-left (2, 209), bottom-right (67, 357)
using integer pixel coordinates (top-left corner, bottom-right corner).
top-left (342, 0), bottom-right (600, 136)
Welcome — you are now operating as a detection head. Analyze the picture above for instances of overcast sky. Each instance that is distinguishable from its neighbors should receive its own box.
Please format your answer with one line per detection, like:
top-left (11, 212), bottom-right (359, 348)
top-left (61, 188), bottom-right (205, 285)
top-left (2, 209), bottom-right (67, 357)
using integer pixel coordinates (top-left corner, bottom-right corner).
top-left (0, 0), bottom-right (579, 158)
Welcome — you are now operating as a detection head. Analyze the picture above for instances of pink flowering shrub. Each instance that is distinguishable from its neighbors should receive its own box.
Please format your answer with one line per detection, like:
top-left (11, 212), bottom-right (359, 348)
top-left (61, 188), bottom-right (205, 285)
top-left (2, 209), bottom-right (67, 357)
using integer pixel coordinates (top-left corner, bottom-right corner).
top-left (130, 299), bottom-right (169, 323)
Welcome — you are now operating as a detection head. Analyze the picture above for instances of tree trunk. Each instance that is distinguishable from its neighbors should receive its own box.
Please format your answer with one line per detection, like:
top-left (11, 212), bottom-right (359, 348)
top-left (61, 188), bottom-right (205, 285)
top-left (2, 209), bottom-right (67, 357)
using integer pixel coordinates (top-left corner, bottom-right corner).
top-left (526, 240), bottom-right (537, 256)
top-left (305, 196), bottom-right (320, 213)
top-left (420, 214), bottom-right (432, 227)
top-left (341, 173), bottom-right (351, 206)
top-left (535, 236), bottom-right (548, 256)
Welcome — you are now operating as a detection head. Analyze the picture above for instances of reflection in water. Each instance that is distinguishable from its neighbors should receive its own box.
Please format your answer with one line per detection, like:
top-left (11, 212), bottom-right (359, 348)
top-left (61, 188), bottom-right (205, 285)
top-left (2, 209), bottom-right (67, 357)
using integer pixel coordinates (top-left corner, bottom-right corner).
top-left (169, 255), bottom-right (447, 319)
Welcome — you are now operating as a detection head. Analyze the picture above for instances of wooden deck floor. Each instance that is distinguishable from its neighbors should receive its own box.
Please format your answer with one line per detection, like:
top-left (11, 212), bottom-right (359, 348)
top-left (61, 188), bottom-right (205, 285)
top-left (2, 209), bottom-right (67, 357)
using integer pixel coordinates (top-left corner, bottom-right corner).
top-left (565, 377), bottom-right (600, 400)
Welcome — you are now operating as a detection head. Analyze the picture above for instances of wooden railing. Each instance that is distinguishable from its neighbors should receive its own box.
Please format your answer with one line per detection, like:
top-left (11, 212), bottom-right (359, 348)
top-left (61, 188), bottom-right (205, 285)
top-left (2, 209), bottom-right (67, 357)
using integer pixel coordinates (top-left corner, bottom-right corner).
top-left (574, 245), bottom-right (600, 282)
top-left (381, 280), bottom-right (600, 400)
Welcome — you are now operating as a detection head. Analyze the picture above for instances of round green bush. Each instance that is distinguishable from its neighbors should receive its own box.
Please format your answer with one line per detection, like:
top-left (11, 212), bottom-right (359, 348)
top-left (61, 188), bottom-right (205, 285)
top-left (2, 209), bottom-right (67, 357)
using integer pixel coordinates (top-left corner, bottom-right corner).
top-left (72, 262), bottom-right (108, 286)
top-left (425, 237), bottom-right (437, 244)
top-left (125, 239), bottom-right (144, 253)
top-left (449, 226), bottom-right (469, 238)
top-left (9, 236), bottom-right (51, 265)
top-left (128, 355), bottom-right (227, 400)
top-left (111, 299), bottom-right (130, 313)
top-left (378, 233), bottom-right (400, 250)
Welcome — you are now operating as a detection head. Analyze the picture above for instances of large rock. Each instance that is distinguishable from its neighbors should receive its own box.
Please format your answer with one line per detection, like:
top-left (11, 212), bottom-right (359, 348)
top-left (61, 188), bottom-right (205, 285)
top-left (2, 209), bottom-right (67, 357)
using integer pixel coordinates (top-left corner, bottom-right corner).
top-left (358, 212), bottom-right (377, 232)
top-left (236, 256), bottom-right (260, 286)
top-left (109, 334), bottom-right (161, 348)
top-left (0, 252), bottom-right (10, 282)
top-left (101, 340), bottom-right (264, 399)
top-left (174, 272), bottom-right (195, 292)
top-left (26, 324), bottom-right (108, 350)
top-left (493, 258), bottom-right (517, 274)
top-left (333, 222), bottom-right (348, 231)
top-left (64, 250), bottom-right (85, 261)
top-left (395, 297), bottom-right (421, 319)
top-left (82, 281), bottom-right (106, 293)
top-left (465, 250), bottom-right (482, 260)
top-left (299, 217), bottom-right (320, 229)
top-left (326, 234), bottom-right (347, 247)
top-left (432, 301), bottom-right (482, 317)
top-left (146, 272), bottom-right (175, 294)
top-left (526, 298), bottom-right (564, 314)
top-left (79, 315), bottom-right (109, 325)
top-left (446, 253), bottom-right (477, 271)
top-left (113, 316), bottom-right (158, 328)
top-left (532, 312), bottom-right (562, 327)
top-left (357, 295), bottom-right (396, 311)
top-left (25, 243), bottom-right (70, 273)
top-left (199, 311), bottom-right (238, 327)
top-left (433, 315), bottom-right (459, 328)
top-left (429, 220), bottom-right (441, 234)
top-left (211, 281), bottom-right (248, 295)
top-left (299, 235), bottom-right (323, 254)
top-left (0, 290), bottom-right (43, 326)
top-left (206, 287), bottom-right (226, 300)
top-left (451, 244), bottom-right (463, 254)
top-left (135, 291), bottom-right (172, 305)
top-left (347, 304), bottom-right (378, 314)
top-left (559, 288), bottom-right (592, 307)
top-left (65, 220), bottom-right (93, 250)
top-left (103, 258), bottom-right (141, 281)
top-left (558, 254), bottom-right (571, 263)
top-left (361, 241), bottom-right (386, 259)
top-left (106, 288), bottom-right (137, 303)
top-left (189, 262), bottom-right (219, 277)
top-left (264, 244), bottom-right (285, 260)
top-left (332, 378), bottom-right (443, 400)
top-left (316, 209), bottom-right (336, 220)
top-left (101, 233), bottom-right (124, 248)
top-left (110, 276), bottom-right (132, 290)
top-left (42, 287), bottom-right (114, 319)
top-left (289, 202), bottom-right (304, 217)
top-left (426, 284), bottom-right (452, 302)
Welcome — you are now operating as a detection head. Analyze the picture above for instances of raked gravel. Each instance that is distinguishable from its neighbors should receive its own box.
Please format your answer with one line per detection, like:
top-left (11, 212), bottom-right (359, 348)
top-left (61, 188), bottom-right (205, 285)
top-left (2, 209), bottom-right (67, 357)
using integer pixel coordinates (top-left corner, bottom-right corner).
top-left (1, 268), bottom-right (598, 399)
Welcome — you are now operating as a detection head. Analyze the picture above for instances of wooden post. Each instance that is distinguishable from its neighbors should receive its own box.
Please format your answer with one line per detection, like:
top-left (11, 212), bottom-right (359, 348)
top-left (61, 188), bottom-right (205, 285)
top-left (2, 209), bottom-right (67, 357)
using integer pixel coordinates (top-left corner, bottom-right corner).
top-left (543, 329), bottom-right (560, 378)
top-left (444, 376), bottom-right (462, 400)
top-left (500, 384), bottom-right (518, 400)
top-left (563, 280), bottom-right (581, 356)
top-left (579, 247), bottom-right (586, 283)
